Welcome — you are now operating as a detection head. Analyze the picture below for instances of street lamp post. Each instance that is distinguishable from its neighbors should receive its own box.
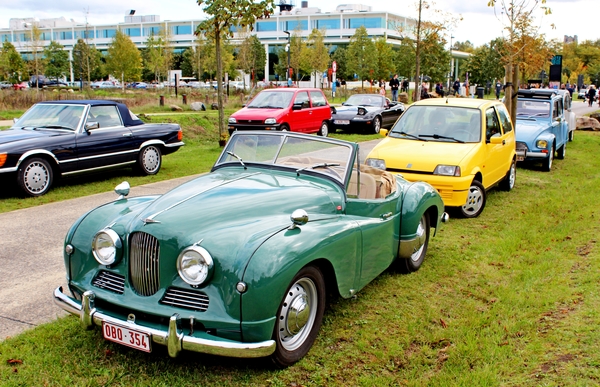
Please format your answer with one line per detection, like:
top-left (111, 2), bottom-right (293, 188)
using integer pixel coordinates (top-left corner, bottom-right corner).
top-left (284, 30), bottom-right (291, 87)
top-left (448, 35), bottom-right (454, 90)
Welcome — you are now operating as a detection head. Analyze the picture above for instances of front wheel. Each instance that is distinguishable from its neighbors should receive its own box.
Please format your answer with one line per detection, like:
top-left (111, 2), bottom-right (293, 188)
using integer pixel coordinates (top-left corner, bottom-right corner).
top-left (17, 157), bottom-right (54, 197)
top-left (317, 121), bottom-right (329, 137)
top-left (556, 142), bottom-right (566, 160)
top-left (280, 124), bottom-right (290, 132)
top-left (542, 144), bottom-right (554, 172)
top-left (459, 180), bottom-right (486, 218)
top-left (397, 213), bottom-right (430, 273)
top-left (371, 116), bottom-right (382, 134)
top-left (568, 130), bottom-right (574, 142)
top-left (271, 266), bottom-right (326, 368)
top-left (136, 145), bottom-right (162, 175)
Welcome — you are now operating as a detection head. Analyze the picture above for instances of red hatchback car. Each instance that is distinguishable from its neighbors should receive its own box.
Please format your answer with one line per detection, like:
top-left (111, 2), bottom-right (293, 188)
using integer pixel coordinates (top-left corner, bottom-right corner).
top-left (228, 88), bottom-right (332, 136)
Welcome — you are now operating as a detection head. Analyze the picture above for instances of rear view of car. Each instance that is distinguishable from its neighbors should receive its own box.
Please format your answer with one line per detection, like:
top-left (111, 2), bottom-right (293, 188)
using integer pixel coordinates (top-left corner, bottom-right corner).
top-left (228, 88), bottom-right (332, 137)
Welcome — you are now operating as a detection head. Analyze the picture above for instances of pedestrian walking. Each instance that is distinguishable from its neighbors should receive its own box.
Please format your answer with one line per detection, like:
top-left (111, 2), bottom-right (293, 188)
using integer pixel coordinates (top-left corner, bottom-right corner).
top-left (495, 80), bottom-right (502, 100)
top-left (587, 85), bottom-right (596, 107)
top-left (402, 79), bottom-right (409, 93)
top-left (453, 78), bottom-right (460, 96)
top-left (389, 74), bottom-right (400, 102)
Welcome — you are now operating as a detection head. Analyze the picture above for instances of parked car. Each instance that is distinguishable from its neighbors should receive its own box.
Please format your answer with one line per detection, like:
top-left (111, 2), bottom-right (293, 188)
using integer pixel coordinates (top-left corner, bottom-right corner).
top-left (514, 89), bottom-right (573, 171)
top-left (330, 94), bottom-right (405, 134)
top-left (577, 88), bottom-right (587, 100)
top-left (29, 75), bottom-right (67, 88)
top-left (0, 81), bottom-right (12, 89)
top-left (54, 131), bottom-right (448, 367)
top-left (128, 82), bottom-right (148, 89)
top-left (1, 100), bottom-right (184, 196)
top-left (366, 98), bottom-right (517, 218)
top-left (228, 88), bottom-right (332, 136)
top-left (12, 81), bottom-right (30, 90)
top-left (229, 81), bottom-right (247, 91)
top-left (91, 81), bottom-right (117, 89)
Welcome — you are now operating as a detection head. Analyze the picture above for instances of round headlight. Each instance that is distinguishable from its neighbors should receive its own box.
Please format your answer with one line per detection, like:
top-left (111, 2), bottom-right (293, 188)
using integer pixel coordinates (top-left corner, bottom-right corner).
top-left (177, 246), bottom-right (214, 286)
top-left (92, 229), bottom-right (122, 265)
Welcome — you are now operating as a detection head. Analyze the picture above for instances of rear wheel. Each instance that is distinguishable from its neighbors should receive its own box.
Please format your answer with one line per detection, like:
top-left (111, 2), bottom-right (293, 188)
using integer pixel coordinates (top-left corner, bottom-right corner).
top-left (317, 121), bottom-right (329, 137)
top-left (271, 266), bottom-right (326, 368)
top-left (459, 180), bottom-right (486, 218)
top-left (17, 157), bottom-right (53, 197)
top-left (136, 145), bottom-right (162, 175)
top-left (500, 160), bottom-right (516, 191)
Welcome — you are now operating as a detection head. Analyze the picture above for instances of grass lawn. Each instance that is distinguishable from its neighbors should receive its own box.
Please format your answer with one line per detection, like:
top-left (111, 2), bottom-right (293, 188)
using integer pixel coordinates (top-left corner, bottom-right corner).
top-left (1, 120), bottom-right (600, 384)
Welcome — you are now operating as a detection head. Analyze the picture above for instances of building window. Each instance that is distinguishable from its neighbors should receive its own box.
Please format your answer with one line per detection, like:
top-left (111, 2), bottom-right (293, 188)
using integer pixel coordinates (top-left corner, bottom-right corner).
top-left (348, 17), bottom-right (383, 29)
top-left (285, 20), bottom-right (308, 31)
top-left (123, 28), bottom-right (141, 37)
top-left (256, 21), bottom-right (277, 32)
top-left (75, 30), bottom-right (93, 40)
top-left (53, 31), bottom-right (73, 40)
top-left (96, 29), bottom-right (116, 39)
top-left (0, 34), bottom-right (11, 42)
top-left (315, 19), bottom-right (340, 30)
top-left (172, 25), bottom-right (192, 35)
top-left (144, 26), bottom-right (161, 36)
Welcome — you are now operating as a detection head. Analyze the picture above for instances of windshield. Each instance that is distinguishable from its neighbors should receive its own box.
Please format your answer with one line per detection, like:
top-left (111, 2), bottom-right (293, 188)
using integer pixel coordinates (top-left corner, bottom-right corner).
top-left (389, 105), bottom-right (482, 143)
top-left (247, 90), bottom-right (294, 109)
top-left (216, 132), bottom-right (354, 184)
top-left (343, 94), bottom-right (384, 107)
top-left (516, 100), bottom-right (550, 118)
top-left (14, 104), bottom-right (86, 131)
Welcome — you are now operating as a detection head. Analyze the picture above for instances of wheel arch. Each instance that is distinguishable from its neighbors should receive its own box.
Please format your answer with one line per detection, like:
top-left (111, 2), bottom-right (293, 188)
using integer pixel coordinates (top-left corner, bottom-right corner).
top-left (400, 181), bottom-right (445, 238)
top-left (17, 150), bottom-right (60, 176)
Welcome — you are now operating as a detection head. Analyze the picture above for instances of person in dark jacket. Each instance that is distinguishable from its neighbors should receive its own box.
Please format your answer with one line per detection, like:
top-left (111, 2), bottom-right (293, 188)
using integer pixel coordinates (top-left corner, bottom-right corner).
top-left (389, 74), bottom-right (400, 101)
top-left (587, 85), bottom-right (596, 107)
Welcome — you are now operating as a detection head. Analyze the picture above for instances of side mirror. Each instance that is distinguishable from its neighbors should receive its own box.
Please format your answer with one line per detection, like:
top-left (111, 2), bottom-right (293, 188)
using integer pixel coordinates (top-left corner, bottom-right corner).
top-left (13, 117), bottom-right (19, 124)
top-left (380, 129), bottom-right (389, 137)
top-left (85, 121), bottom-right (100, 131)
top-left (292, 103), bottom-right (303, 110)
top-left (115, 181), bottom-right (130, 200)
top-left (489, 135), bottom-right (503, 144)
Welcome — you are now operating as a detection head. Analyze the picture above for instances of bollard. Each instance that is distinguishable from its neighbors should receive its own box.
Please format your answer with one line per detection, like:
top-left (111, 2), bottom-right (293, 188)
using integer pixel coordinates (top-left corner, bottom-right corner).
top-left (159, 95), bottom-right (164, 106)
top-left (182, 94), bottom-right (187, 104)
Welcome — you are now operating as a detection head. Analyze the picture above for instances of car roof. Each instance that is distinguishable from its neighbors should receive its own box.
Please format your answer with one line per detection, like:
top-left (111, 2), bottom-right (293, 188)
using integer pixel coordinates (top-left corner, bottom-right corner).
top-left (36, 100), bottom-right (144, 127)
top-left (412, 97), bottom-right (501, 109)
top-left (517, 89), bottom-right (559, 100)
top-left (260, 88), bottom-right (323, 92)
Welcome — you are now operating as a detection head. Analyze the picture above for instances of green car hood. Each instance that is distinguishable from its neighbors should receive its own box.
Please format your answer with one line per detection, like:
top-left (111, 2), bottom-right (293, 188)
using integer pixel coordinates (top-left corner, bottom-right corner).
top-left (370, 138), bottom-right (479, 172)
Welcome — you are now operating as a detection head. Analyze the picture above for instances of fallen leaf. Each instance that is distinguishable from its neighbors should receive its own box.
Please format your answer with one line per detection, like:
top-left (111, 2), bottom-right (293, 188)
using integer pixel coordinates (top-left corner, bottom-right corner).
top-left (440, 318), bottom-right (447, 328)
top-left (7, 359), bottom-right (23, 365)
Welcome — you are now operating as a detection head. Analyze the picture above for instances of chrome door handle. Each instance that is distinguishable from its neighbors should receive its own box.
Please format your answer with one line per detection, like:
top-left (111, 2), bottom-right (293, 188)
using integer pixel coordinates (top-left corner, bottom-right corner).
top-left (380, 212), bottom-right (393, 220)
top-left (123, 133), bottom-right (132, 137)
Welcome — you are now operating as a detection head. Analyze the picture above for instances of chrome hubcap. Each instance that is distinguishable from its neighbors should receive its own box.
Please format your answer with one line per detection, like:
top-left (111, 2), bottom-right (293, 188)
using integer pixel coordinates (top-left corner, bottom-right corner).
top-left (277, 278), bottom-right (317, 351)
top-left (410, 216), bottom-right (427, 262)
top-left (143, 147), bottom-right (160, 172)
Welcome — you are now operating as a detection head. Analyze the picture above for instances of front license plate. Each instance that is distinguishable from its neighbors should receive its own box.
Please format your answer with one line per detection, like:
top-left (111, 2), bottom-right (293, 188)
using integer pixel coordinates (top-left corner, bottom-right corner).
top-left (103, 322), bottom-right (151, 353)
top-left (334, 120), bottom-right (350, 125)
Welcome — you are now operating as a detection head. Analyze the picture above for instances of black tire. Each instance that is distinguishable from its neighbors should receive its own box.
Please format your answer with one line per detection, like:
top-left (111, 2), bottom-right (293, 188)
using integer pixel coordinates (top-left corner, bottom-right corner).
top-left (280, 124), bottom-right (290, 132)
top-left (17, 157), bottom-right (54, 197)
top-left (372, 116), bottom-right (381, 134)
top-left (397, 213), bottom-right (430, 273)
top-left (556, 142), bottom-right (566, 160)
top-left (136, 145), bottom-right (162, 175)
top-left (500, 160), bottom-right (516, 191)
top-left (317, 121), bottom-right (329, 137)
top-left (271, 265), bottom-right (326, 368)
top-left (459, 180), bottom-right (486, 218)
top-left (568, 130), bottom-right (574, 142)
top-left (542, 144), bottom-right (554, 172)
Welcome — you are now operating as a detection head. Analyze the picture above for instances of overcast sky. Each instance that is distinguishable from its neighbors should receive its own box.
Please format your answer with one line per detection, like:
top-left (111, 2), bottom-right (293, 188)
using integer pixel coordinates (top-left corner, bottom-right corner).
top-left (0, 0), bottom-right (596, 47)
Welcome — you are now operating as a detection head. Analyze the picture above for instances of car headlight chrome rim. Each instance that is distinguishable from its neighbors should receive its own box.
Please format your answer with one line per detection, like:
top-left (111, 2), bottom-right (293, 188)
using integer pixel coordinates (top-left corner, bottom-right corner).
top-left (92, 229), bottom-right (122, 265)
top-left (177, 246), bottom-right (214, 286)
top-left (264, 118), bottom-right (277, 124)
top-left (365, 158), bottom-right (386, 170)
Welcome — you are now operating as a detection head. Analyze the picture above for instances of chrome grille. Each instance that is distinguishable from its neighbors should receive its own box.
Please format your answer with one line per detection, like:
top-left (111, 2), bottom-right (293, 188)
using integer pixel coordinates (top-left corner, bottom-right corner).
top-left (129, 232), bottom-right (160, 296)
top-left (92, 271), bottom-right (125, 294)
top-left (161, 287), bottom-right (210, 311)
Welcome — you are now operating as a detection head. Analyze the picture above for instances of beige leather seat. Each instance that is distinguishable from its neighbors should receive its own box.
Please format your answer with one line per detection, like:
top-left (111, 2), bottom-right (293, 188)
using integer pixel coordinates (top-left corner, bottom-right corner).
top-left (347, 171), bottom-right (377, 199)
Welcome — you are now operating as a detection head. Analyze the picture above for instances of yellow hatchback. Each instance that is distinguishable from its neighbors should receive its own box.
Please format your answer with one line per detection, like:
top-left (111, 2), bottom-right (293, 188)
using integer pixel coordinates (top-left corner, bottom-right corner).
top-left (365, 98), bottom-right (516, 218)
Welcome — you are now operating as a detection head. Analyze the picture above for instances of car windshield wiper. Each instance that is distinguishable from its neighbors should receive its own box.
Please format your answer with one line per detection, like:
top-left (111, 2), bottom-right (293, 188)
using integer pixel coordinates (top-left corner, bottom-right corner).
top-left (296, 162), bottom-right (340, 176)
top-left (259, 105), bottom-right (282, 109)
top-left (419, 134), bottom-right (465, 143)
top-left (35, 125), bottom-right (75, 130)
top-left (391, 131), bottom-right (428, 141)
top-left (226, 151), bottom-right (246, 169)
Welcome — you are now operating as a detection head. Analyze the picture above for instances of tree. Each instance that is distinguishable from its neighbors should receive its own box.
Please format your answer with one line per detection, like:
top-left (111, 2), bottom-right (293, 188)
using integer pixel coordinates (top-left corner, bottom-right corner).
top-left (105, 30), bottom-right (143, 90)
top-left (374, 37), bottom-right (397, 82)
top-left (44, 41), bottom-right (70, 84)
top-left (26, 24), bottom-right (45, 88)
top-left (302, 28), bottom-right (330, 87)
top-left (346, 26), bottom-right (377, 90)
top-left (237, 34), bottom-right (266, 87)
top-left (195, 0), bottom-right (275, 146)
top-left (73, 39), bottom-right (104, 85)
top-left (453, 40), bottom-right (475, 53)
top-left (0, 41), bottom-right (25, 83)
top-left (464, 38), bottom-right (505, 87)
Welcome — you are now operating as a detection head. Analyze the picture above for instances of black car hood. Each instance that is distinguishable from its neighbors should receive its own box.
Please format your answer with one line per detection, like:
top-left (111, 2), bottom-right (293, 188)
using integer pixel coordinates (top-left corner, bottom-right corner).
top-left (0, 127), bottom-right (66, 146)
top-left (334, 105), bottom-right (380, 114)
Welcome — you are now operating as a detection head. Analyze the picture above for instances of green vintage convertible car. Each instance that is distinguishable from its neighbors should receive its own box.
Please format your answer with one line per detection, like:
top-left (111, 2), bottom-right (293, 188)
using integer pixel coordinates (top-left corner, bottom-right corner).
top-left (54, 131), bottom-right (447, 367)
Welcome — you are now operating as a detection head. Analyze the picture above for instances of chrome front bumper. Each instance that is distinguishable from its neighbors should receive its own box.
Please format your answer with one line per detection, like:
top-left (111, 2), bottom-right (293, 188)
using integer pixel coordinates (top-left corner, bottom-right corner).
top-left (53, 286), bottom-right (276, 358)
top-left (517, 150), bottom-right (547, 159)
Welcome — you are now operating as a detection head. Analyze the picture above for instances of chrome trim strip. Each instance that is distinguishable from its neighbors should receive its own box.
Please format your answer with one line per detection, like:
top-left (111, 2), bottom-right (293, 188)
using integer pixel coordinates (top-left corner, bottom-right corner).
top-left (75, 149), bottom-right (138, 162)
top-left (165, 141), bottom-right (185, 148)
top-left (518, 151), bottom-right (547, 158)
top-left (54, 286), bottom-right (276, 358)
top-left (61, 161), bottom-right (136, 175)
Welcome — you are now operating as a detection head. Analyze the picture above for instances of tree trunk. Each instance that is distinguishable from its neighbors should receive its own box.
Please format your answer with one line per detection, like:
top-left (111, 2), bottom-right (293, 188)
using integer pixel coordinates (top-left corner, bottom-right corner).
top-left (414, 0), bottom-right (423, 102)
top-left (215, 28), bottom-right (226, 146)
